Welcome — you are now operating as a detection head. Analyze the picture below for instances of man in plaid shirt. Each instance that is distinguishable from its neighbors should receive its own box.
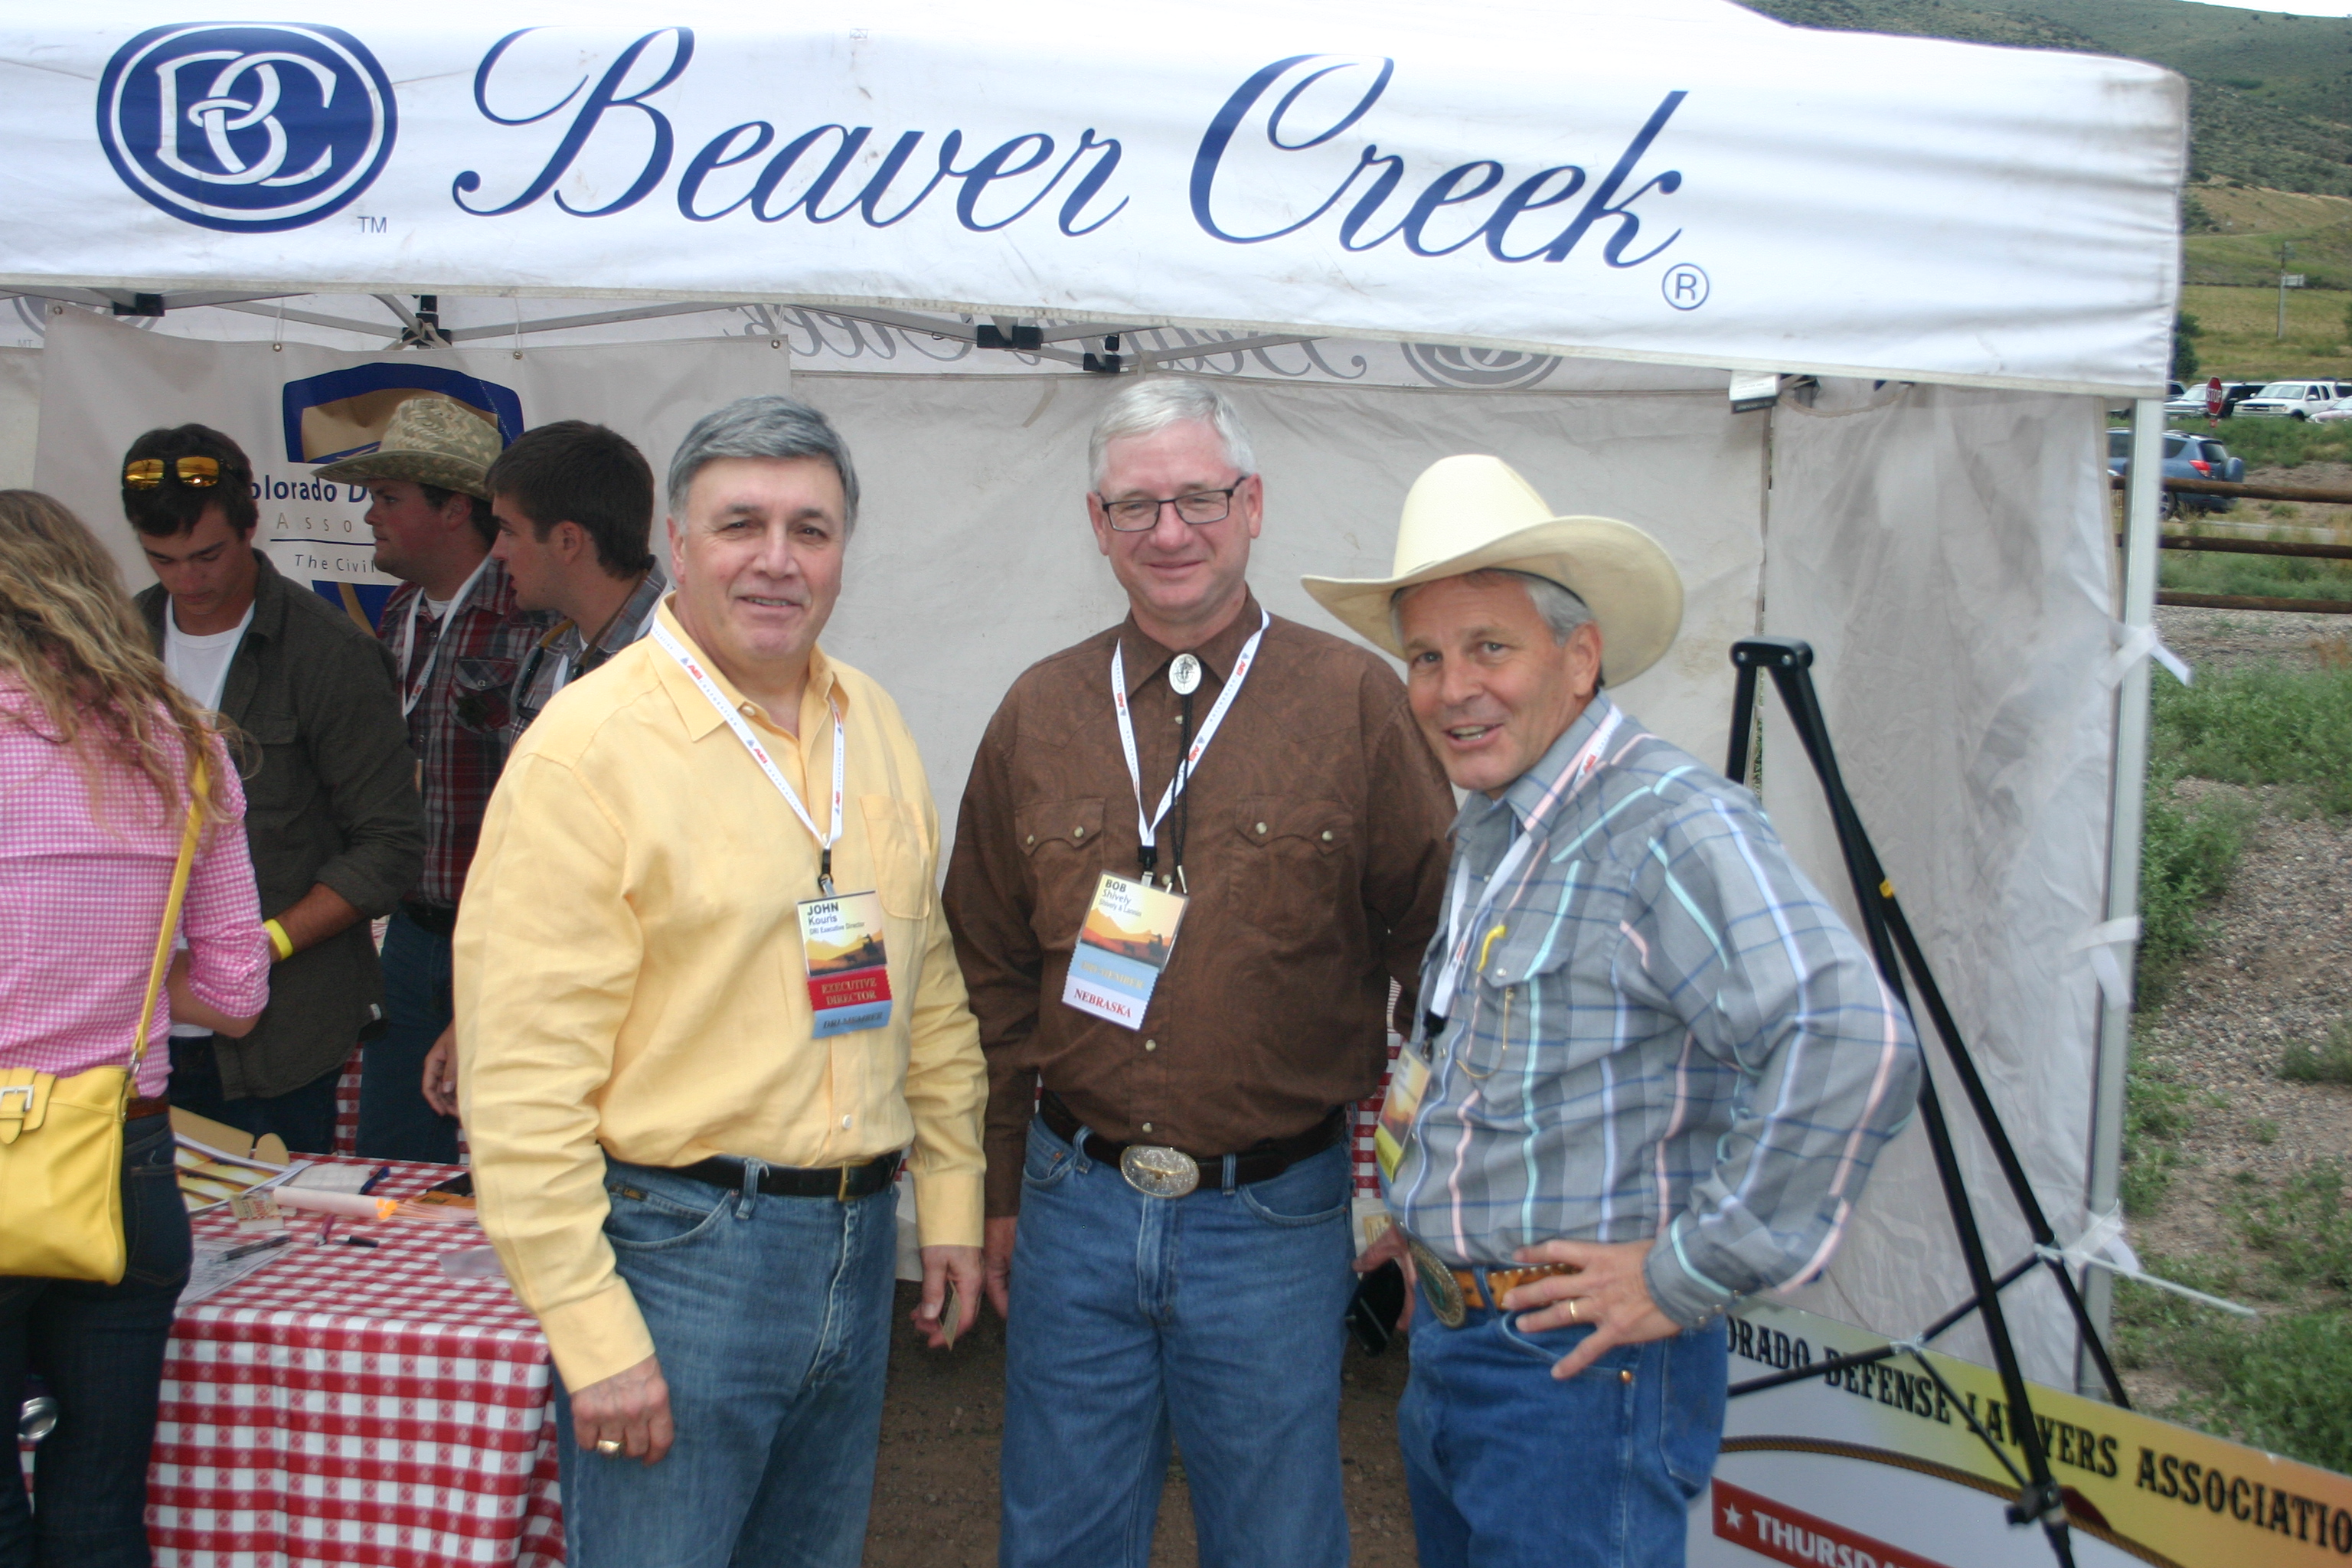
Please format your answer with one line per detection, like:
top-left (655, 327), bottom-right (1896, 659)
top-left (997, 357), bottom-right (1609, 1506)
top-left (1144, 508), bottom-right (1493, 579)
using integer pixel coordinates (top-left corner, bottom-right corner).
top-left (320, 394), bottom-right (547, 1163)
top-left (1305, 456), bottom-right (1920, 1568)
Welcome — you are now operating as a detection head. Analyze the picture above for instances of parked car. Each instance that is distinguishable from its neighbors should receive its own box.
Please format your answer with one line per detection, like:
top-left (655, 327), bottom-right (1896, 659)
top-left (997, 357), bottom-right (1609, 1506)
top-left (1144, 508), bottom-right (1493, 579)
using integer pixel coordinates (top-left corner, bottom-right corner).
top-left (2162, 381), bottom-right (2262, 420)
top-left (2231, 379), bottom-right (2352, 419)
top-left (2107, 429), bottom-right (2246, 515)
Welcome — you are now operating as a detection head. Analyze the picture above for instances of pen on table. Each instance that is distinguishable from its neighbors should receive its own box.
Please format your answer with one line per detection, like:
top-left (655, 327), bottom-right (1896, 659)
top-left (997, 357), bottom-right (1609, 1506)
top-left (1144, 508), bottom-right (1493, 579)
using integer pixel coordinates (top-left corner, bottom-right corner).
top-left (357, 1165), bottom-right (393, 1195)
top-left (220, 1233), bottom-right (292, 1263)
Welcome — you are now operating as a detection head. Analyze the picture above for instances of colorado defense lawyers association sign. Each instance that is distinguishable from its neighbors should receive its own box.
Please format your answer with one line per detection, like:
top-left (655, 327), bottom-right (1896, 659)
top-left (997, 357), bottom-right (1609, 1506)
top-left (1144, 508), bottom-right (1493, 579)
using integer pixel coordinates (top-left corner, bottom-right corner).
top-left (97, 23), bottom-right (396, 232)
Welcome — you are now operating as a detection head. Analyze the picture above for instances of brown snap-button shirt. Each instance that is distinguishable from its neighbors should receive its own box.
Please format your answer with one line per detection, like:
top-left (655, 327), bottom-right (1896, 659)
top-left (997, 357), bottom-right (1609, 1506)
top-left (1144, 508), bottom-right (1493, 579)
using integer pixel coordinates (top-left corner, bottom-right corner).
top-left (944, 593), bottom-right (1455, 1217)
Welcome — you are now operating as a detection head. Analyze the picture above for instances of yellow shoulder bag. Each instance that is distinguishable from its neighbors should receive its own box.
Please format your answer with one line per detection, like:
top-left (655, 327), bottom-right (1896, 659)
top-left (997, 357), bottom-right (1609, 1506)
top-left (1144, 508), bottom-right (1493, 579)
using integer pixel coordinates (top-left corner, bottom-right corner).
top-left (0, 757), bottom-right (207, 1282)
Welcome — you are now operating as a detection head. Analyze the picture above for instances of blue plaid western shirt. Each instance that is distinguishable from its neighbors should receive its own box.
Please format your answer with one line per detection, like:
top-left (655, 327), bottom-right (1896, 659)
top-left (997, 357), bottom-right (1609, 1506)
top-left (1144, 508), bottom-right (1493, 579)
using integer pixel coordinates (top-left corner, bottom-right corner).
top-left (1385, 695), bottom-right (1921, 1328)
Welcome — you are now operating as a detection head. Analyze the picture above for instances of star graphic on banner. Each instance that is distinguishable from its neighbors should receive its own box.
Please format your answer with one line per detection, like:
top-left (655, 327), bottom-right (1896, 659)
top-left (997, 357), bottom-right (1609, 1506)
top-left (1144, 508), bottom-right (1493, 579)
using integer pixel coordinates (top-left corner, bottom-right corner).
top-left (1723, 1502), bottom-right (1744, 1531)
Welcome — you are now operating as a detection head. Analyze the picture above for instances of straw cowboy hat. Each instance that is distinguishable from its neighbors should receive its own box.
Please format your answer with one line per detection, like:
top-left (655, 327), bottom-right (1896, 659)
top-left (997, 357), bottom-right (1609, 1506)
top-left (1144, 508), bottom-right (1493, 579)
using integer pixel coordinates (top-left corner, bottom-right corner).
top-left (315, 393), bottom-right (501, 498)
top-left (1301, 455), bottom-right (1684, 687)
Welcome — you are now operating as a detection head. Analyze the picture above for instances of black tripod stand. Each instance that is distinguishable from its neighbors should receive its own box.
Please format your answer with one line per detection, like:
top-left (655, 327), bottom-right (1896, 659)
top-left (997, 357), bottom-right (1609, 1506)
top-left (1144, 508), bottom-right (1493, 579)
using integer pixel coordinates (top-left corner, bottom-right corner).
top-left (1722, 637), bottom-right (2125, 1568)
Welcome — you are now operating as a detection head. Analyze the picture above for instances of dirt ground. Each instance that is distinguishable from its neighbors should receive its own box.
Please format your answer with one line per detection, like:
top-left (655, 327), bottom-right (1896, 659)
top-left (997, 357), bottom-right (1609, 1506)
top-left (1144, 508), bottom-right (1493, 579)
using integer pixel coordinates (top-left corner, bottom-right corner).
top-left (864, 1282), bottom-right (1421, 1567)
top-left (2117, 608), bottom-right (2352, 1408)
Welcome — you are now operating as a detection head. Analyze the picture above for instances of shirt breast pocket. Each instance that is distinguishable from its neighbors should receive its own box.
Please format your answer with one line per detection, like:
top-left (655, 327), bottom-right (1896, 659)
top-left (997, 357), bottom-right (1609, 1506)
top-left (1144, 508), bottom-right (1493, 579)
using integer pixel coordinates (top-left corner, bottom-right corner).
top-left (234, 709), bottom-right (305, 814)
top-left (451, 658), bottom-right (518, 736)
top-left (1226, 795), bottom-right (1354, 929)
top-left (857, 795), bottom-right (933, 920)
top-left (1014, 797), bottom-right (1103, 949)
top-left (1455, 871), bottom-right (1619, 1083)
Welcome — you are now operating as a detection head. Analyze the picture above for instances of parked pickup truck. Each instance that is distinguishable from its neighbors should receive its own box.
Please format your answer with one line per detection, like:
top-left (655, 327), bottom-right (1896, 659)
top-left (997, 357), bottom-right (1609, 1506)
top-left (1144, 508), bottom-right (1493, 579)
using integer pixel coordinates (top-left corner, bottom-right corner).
top-left (2231, 379), bottom-right (2352, 420)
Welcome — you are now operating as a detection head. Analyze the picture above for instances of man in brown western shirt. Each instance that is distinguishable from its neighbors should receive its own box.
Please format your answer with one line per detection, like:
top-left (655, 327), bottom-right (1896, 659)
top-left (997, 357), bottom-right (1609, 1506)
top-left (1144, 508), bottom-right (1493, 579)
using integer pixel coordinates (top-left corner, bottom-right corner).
top-left (944, 379), bottom-right (1452, 1568)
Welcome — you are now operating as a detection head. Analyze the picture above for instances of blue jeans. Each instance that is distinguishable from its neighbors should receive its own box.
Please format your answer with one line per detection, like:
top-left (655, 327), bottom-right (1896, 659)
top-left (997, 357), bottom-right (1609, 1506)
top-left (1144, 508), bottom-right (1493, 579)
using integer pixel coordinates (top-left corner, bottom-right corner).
top-left (1396, 1279), bottom-right (1726, 1568)
top-left (358, 907), bottom-right (459, 1164)
top-left (1000, 1116), bottom-right (1354, 1568)
top-left (0, 1112), bottom-right (191, 1568)
top-left (167, 1034), bottom-right (341, 1156)
top-left (554, 1155), bottom-right (897, 1568)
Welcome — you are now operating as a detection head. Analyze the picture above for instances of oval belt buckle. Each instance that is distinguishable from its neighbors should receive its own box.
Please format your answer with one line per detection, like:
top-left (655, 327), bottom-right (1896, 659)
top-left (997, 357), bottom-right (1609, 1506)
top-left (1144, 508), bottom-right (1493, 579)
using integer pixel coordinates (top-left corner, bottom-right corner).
top-left (1404, 1233), bottom-right (1468, 1329)
top-left (1119, 1145), bottom-right (1200, 1200)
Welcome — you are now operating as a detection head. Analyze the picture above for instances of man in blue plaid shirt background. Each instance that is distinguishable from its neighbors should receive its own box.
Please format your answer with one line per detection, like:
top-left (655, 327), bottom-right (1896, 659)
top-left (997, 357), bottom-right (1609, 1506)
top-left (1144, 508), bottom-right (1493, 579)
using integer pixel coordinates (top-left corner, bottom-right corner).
top-left (1305, 455), bottom-right (1921, 1568)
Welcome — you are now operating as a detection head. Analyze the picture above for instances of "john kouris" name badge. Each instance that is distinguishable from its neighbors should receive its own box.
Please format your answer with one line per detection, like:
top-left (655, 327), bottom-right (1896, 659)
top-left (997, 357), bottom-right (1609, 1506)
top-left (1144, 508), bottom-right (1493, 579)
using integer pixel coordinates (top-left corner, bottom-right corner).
top-left (798, 890), bottom-right (893, 1037)
top-left (1062, 873), bottom-right (1188, 1029)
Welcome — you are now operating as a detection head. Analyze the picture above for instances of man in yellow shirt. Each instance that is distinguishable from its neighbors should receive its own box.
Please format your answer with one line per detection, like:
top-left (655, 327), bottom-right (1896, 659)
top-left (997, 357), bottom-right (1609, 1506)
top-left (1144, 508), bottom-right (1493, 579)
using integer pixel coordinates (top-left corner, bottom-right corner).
top-left (454, 395), bottom-right (987, 1568)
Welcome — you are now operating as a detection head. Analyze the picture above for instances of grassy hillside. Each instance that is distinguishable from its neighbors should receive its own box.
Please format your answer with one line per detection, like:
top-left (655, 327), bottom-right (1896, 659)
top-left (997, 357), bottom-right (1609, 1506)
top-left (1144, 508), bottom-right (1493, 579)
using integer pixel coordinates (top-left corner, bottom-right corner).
top-left (1740, 0), bottom-right (2352, 198)
top-left (2184, 185), bottom-right (2352, 290)
top-left (2181, 282), bottom-right (2352, 378)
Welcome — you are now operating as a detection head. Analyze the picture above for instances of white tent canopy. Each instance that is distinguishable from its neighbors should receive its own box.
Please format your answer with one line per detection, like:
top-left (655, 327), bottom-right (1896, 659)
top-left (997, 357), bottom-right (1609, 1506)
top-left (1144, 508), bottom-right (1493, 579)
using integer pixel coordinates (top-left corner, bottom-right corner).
top-left (0, 0), bottom-right (2188, 1390)
top-left (2, 0), bottom-right (2182, 390)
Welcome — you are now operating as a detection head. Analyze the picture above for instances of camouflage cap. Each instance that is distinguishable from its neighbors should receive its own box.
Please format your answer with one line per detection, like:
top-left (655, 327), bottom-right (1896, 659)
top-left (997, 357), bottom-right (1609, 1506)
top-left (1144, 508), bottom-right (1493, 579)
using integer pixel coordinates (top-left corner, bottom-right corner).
top-left (315, 394), bottom-right (503, 498)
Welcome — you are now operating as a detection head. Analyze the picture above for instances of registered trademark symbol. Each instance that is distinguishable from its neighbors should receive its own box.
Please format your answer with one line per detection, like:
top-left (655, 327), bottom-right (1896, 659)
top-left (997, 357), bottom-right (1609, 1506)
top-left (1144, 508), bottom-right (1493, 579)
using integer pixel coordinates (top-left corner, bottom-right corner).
top-left (1662, 263), bottom-right (1710, 311)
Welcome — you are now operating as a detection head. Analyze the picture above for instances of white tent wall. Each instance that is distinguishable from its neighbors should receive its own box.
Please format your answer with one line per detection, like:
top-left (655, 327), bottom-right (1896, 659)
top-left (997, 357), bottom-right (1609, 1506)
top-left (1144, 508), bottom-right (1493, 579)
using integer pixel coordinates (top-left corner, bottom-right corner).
top-left (1759, 379), bottom-right (2117, 1386)
top-left (805, 368), bottom-right (1769, 826)
top-left (0, 348), bottom-right (39, 487)
top-left (14, 296), bottom-right (2135, 1386)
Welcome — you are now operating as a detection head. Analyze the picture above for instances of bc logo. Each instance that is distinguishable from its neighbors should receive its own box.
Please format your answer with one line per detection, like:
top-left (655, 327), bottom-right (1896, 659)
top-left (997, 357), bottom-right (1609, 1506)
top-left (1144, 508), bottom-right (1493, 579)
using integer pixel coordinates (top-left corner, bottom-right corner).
top-left (97, 24), bottom-right (396, 233)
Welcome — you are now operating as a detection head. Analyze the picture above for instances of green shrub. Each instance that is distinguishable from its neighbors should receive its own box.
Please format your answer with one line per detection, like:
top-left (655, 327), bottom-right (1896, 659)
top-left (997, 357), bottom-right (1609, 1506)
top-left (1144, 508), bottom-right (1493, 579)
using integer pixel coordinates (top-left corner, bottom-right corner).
top-left (2121, 1064), bottom-right (2193, 1217)
top-left (2152, 662), bottom-right (2352, 815)
top-left (2236, 1161), bottom-right (2352, 1292)
top-left (2179, 1312), bottom-right (2352, 1475)
top-left (2280, 1021), bottom-right (2352, 1083)
top-left (2160, 550), bottom-right (2352, 604)
top-left (2195, 416), bottom-right (2352, 469)
top-left (2134, 759), bottom-right (2246, 997)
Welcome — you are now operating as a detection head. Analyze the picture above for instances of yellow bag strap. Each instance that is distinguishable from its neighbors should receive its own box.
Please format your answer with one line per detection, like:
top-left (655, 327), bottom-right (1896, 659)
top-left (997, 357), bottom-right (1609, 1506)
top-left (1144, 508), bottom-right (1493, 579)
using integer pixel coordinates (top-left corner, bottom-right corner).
top-left (129, 753), bottom-right (207, 1083)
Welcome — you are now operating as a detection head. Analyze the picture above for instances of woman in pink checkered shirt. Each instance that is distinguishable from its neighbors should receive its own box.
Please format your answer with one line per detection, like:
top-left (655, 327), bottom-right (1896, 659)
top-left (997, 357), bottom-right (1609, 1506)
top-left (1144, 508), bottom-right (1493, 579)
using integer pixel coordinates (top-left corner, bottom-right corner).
top-left (0, 490), bottom-right (267, 1567)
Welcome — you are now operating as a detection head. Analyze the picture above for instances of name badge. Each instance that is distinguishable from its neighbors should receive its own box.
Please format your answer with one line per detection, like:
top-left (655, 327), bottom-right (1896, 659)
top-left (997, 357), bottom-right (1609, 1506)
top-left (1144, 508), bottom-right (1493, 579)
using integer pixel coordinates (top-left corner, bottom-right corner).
top-left (1375, 1044), bottom-right (1432, 1181)
top-left (1061, 872), bottom-right (1188, 1029)
top-left (798, 890), bottom-right (893, 1037)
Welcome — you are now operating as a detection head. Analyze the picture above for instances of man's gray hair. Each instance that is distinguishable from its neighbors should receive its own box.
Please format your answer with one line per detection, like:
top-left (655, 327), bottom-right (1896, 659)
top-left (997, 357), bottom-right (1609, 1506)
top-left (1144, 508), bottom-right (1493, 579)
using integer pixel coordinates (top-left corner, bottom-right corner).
top-left (666, 395), bottom-right (861, 534)
top-left (1390, 569), bottom-right (1594, 648)
top-left (1087, 379), bottom-right (1258, 492)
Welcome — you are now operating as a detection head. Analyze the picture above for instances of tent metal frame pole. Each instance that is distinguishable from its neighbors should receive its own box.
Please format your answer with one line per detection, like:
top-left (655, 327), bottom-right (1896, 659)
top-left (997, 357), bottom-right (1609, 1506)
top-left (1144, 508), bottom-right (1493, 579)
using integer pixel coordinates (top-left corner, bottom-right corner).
top-left (2079, 396), bottom-right (2164, 1399)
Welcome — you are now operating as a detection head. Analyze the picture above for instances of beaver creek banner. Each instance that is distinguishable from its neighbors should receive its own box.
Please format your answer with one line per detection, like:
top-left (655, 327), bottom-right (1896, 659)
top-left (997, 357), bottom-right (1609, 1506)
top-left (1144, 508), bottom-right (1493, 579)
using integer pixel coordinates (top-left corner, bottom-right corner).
top-left (1694, 1300), bottom-right (2352, 1568)
top-left (0, 1), bottom-right (2183, 394)
top-left (33, 305), bottom-right (789, 613)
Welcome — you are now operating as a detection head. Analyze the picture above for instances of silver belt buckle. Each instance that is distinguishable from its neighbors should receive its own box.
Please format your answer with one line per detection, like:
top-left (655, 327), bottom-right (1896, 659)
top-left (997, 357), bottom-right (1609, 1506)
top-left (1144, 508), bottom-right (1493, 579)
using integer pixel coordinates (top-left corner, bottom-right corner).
top-left (1119, 1144), bottom-right (1200, 1200)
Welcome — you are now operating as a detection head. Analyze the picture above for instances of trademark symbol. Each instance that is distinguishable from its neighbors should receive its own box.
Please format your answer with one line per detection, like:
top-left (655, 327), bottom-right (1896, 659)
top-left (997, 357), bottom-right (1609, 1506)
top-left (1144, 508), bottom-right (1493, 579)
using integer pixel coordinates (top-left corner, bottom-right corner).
top-left (1662, 263), bottom-right (1710, 311)
top-left (354, 215), bottom-right (387, 234)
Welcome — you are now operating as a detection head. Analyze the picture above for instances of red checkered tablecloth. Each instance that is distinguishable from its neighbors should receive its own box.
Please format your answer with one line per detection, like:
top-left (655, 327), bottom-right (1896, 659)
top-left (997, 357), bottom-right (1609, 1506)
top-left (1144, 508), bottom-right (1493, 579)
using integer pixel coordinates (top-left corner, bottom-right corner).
top-left (150, 1158), bottom-right (564, 1567)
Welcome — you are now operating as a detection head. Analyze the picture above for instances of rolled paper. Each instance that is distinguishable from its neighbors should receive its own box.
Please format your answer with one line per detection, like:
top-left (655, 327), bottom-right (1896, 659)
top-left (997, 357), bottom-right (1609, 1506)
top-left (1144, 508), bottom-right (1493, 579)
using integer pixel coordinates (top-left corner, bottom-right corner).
top-left (273, 1187), bottom-right (399, 1220)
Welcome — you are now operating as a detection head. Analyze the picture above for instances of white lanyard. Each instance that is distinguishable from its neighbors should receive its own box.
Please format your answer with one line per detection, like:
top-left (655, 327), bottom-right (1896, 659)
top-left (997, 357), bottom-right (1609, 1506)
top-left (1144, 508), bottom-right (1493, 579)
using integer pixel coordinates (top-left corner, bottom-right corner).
top-left (1110, 608), bottom-right (1269, 864)
top-left (652, 617), bottom-right (845, 895)
top-left (1427, 706), bottom-right (1624, 1022)
top-left (396, 556), bottom-right (492, 718)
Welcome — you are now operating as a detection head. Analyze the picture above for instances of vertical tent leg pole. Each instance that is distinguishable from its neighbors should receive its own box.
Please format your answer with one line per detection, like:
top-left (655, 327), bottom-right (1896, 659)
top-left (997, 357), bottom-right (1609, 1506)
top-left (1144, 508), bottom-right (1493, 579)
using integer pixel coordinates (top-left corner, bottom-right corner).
top-left (2080, 396), bottom-right (2164, 1398)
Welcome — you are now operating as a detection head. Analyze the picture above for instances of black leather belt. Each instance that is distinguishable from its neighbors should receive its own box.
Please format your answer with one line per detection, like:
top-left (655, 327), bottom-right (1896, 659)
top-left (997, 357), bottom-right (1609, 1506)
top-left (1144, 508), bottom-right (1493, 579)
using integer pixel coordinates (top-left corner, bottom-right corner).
top-left (400, 899), bottom-right (460, 937)
top-left (670, 1149), bottom-right (902, 1200)
top-left (1038, 1093), bottom-right (1344, 1190)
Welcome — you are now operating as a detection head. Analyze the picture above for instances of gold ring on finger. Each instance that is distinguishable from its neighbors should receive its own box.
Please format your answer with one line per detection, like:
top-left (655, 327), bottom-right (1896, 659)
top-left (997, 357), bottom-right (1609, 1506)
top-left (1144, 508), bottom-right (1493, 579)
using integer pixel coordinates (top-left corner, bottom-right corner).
top-left (1567, 1298), bottom-right (1580, 1324)
top-left (596, 1438), bottom-right (623, 1456)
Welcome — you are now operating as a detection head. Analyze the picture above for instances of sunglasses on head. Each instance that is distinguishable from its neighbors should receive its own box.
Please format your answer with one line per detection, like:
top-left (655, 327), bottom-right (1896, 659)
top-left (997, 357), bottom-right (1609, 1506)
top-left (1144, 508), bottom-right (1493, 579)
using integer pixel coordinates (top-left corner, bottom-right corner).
top-left (123, 456), bottom-right (223, 490)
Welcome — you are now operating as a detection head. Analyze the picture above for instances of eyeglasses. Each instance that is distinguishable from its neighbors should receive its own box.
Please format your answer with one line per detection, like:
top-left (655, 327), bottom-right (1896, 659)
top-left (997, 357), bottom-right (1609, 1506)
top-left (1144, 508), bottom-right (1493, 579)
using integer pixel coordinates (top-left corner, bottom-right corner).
top-left (123, 456), bottom-right (223, 490)
top-left (1095, 479), bottom-right (1251, 533)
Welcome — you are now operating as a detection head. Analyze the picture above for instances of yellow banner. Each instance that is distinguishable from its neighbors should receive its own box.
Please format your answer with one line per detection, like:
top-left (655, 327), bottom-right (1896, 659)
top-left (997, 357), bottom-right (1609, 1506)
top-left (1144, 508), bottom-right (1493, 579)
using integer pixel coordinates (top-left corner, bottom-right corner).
top-left (1699, 1300), bottom-right (2352, 1567)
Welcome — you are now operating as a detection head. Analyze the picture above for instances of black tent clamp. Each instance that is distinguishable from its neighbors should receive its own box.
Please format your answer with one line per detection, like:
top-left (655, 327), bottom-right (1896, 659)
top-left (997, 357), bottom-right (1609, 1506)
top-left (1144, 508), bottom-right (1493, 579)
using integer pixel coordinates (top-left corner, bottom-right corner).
top-left (1721, 636), bottom-right (2128, 1568)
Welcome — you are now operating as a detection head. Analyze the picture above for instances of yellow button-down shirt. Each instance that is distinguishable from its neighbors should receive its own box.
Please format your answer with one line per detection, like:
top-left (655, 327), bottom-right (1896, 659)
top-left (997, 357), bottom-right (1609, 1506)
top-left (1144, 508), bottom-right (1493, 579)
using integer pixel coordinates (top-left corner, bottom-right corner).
top-left (453, 599), bottom-right (987, 1389)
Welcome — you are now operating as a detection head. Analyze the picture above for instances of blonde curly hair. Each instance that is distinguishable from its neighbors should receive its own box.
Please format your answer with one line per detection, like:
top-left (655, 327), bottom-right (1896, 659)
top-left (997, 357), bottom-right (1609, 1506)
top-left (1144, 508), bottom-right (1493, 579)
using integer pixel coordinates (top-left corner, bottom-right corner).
top-left (0, 489), bottom-right (234, 825)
